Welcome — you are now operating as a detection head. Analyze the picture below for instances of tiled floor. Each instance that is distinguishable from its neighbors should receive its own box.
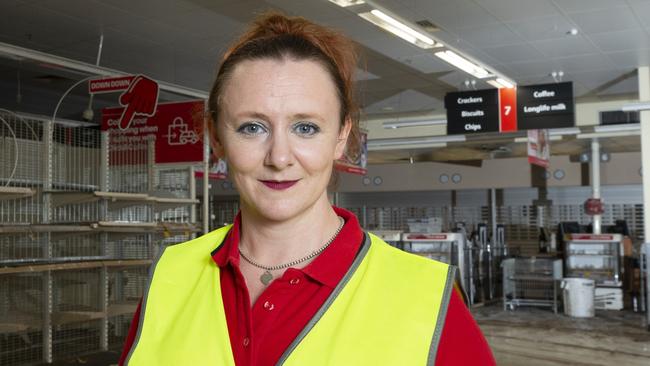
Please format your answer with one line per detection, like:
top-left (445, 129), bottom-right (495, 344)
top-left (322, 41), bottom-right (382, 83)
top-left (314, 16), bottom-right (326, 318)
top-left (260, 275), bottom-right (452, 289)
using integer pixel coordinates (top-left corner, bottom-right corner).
top-left (474, 305), bottom-right (650, 366)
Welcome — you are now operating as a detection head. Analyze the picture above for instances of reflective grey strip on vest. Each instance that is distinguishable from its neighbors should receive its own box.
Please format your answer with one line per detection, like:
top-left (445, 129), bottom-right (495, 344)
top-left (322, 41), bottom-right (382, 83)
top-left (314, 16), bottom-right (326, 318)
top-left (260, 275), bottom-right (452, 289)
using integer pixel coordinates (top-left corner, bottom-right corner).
top-left (426, 265), bottom-right (457, 366)
top-left (276, 233), bottom-right (372, 366)
top-left (124, 245), bottom-right (172, 365)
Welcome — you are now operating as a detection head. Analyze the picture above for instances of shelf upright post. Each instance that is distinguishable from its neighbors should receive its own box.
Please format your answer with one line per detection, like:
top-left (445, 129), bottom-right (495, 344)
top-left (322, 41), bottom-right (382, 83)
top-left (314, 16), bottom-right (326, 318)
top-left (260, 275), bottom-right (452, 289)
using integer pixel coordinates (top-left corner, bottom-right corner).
top-left (639, 66), bottom-right (650, 241)
top-left (189, 165), bottom-right (197, 231)
top-left (591, 138), bottom-right (602, 234)
top-left (42, 118), bottom-right (54, 363)
top-left (99, 130), bottom-right (110, 350)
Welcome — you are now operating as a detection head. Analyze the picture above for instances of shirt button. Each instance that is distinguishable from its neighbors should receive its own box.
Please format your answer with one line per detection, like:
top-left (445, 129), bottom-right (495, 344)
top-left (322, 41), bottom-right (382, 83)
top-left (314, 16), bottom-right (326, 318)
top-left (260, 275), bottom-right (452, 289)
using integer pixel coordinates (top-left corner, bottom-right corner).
top-left (263, 301), bottom-right (275, 311)
top-left (243, 337), bottom-right (250, 347)
top-left (289, 278), bottom-right (300, 285)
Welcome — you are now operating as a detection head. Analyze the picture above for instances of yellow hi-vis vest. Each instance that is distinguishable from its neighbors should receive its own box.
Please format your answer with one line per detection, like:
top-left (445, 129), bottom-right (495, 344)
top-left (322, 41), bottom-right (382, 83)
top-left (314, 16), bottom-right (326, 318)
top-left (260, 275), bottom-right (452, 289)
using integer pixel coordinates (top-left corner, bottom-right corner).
top-left (126, 226), bottom-right (456, 366)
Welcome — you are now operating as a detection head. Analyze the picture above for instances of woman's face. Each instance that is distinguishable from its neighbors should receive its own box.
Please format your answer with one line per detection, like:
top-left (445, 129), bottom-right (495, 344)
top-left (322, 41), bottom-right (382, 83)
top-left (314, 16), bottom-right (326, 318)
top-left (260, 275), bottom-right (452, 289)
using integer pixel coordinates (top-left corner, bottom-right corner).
top-left (216, 58), bottom-right (350, 222)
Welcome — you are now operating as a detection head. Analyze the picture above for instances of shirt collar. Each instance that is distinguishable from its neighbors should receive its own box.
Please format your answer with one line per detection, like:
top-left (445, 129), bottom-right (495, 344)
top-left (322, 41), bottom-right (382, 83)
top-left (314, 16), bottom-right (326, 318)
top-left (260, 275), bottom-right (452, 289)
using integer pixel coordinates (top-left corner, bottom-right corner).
top-left (210, 206), bottom-right (364, 289)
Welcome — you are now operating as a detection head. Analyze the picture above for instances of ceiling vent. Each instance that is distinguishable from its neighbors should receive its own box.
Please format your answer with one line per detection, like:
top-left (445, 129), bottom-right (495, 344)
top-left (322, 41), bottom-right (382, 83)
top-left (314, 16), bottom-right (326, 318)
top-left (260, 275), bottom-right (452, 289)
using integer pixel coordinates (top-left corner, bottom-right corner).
top-left (600, 110), bottom-right (640, 125)
top-left (415, 20), bottom-right (440, 33)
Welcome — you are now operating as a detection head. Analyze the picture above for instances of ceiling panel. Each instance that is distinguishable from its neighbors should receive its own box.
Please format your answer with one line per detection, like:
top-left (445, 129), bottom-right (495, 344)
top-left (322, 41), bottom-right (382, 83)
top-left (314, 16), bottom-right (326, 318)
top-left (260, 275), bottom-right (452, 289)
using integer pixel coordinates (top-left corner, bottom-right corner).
top-left (32, 0), bottom-right (137, 28)
top-left (552, 0), bottom-right (633, 14)
top-left (408, 0), bottom-right (500, 32)
top-left (569, 6), bottom-right (641, 34)
top-left (506, 15), bottom-right (575, 41)
top-left (456, 22), bottom-right (525, 49)
top-left (530, 35), bottom-right (600, 58)
top-left (474, 0), bottom-right (560, 21)
top-left (605, 49), bottom-right (650, 70)
top-left (630, 1), bottom-right (650, 28)
top-left (363, 88), bottom-right (441, 114)
top-left (481, 43), bottom-right (547, 64)
top-left (499, 59), bottom-right (558, 78)
top-left (588, 29), bottom-right (650, 53)
top-left (551, 53), bottom-right (615, 73)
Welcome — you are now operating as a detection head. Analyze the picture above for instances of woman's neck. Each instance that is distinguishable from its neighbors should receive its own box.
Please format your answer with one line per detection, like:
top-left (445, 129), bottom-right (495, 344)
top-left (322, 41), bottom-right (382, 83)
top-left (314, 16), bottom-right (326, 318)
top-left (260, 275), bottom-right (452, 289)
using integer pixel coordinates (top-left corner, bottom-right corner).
top-left (238, 198), bottom-right (341, 266)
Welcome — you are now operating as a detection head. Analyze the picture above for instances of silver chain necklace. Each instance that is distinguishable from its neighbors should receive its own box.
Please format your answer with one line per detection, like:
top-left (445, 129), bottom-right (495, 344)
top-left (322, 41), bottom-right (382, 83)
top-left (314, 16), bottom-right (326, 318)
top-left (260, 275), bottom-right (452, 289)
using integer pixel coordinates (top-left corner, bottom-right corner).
top-left (239, 216), bottom-right (345, 285)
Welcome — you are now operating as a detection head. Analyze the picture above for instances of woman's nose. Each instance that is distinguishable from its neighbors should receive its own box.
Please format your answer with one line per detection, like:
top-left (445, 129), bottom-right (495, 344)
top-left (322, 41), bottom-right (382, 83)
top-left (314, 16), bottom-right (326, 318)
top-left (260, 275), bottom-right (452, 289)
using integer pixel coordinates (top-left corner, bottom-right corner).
top-left (264, 132), bottom-right (294, 169)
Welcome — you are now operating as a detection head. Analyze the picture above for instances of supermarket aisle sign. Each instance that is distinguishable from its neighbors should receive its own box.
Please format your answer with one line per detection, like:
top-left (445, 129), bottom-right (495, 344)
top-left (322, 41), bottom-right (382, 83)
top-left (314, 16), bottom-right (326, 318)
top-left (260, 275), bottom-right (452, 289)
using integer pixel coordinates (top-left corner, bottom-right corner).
top-left (101, 100), bottom-right (205, 164)
top-left (335, 131), bottom-right (368, 175)
top-left (445, 82), bottom-right (574, 134)
top-left (445, 89), bottom-right (499, 135)
top-left (517, 82), bottom-right (574, 130)
top-left (90, 75), bottom-right (159, 131)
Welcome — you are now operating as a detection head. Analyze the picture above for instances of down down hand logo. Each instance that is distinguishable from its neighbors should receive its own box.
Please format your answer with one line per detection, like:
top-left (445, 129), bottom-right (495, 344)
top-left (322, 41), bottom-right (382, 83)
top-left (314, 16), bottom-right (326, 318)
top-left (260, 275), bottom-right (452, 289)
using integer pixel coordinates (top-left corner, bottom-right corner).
top-left (166, 117), bottom-right (199, 145)
top-left (118, 75), bottom-right (159, 130)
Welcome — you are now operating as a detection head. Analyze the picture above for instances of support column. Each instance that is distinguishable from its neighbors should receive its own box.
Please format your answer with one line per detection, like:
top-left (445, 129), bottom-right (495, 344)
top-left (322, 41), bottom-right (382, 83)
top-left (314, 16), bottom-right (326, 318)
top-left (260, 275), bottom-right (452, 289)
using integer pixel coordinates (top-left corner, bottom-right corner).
top-left (591, 139), bottom-right (602, 234)
top-left (640, 66), bottom-right (650, 240)
top-left (203, 119), bottom-right (210, 234)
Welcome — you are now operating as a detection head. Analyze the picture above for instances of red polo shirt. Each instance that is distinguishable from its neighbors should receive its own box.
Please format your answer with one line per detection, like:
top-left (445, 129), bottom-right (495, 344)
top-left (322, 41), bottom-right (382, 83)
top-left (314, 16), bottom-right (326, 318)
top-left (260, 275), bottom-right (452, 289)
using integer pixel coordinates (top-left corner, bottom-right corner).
top-left (120, 207), bottom-right (495, 365)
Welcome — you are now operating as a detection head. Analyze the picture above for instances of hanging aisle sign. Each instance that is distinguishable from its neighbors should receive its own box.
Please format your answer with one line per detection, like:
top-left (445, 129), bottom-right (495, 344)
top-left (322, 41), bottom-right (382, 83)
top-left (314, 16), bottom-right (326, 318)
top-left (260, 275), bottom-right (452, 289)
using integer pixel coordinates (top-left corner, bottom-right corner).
top-left (445, 89), bottom-right (499, 135)
top-left (517, 82), bottom-right (574, 130)
top-left (527, 129), bottom-right (550, 168)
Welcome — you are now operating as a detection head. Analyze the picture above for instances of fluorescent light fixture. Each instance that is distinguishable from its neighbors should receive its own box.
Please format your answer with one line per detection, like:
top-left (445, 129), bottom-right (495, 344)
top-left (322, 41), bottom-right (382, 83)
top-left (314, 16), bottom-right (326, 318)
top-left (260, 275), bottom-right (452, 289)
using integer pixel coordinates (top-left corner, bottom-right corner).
top-left (548, 127), bottom-right (580, 137)
top-left (622, 101), bottom-right (650, 112)
top-left (368, 134), bottom-right (466, 151)
top-left (486, 80), bottom-right (503, 89)
top-left (382, 119), bottom-right (447, 129)
top-left (435, 50), bottom-right (489, 78)
top-left (594, 124), bottom-right (640, 133)
top-left (328, 0), bottom-right (365, 7)
top-left (358, 10), bottom-right (436, 49)
top-left (487, 78), bottom-right (515, 89)
top-left (577, 130), bottom-right (640, 139)
top-left (496, 78), bottom-right (514, 88)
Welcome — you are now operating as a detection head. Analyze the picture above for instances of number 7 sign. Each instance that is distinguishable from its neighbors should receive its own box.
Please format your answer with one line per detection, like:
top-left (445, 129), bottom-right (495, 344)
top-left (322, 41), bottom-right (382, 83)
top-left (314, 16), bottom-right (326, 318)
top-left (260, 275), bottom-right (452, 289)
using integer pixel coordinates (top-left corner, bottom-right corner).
top-left (499, 87), bottom-right (517, 132)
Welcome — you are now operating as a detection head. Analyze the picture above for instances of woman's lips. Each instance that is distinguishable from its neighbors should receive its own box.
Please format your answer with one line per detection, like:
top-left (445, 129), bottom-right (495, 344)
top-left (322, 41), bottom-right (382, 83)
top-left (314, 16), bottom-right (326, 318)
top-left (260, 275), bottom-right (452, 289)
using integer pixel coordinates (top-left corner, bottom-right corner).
top-left (260, 180), bottom-right (299, 190)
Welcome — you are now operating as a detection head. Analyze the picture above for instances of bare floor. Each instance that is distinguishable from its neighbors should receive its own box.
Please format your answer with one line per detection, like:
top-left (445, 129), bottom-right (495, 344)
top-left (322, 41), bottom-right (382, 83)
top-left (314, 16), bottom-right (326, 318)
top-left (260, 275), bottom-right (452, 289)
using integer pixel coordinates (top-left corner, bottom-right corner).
top-left (474, 304), bottom-right (650, 366)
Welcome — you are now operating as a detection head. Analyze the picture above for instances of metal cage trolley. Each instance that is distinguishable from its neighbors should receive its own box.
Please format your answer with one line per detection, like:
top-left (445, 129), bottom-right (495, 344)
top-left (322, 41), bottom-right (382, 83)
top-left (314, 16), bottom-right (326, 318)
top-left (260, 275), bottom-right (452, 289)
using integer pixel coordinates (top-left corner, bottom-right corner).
top-left (502, 257), bottom-right (563, 313)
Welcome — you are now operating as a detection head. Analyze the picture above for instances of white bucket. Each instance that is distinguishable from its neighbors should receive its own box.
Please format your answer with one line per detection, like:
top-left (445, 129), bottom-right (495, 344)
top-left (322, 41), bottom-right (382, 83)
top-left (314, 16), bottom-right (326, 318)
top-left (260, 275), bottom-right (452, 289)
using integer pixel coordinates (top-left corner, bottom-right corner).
top-left (561, 278), bottom-right (595, 318)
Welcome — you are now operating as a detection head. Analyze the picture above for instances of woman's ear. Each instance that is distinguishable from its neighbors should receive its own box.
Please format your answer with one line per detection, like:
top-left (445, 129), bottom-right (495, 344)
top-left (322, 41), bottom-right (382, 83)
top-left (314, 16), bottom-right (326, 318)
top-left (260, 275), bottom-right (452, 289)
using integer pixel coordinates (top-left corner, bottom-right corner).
top-left (207, 117), bottom-right (225, 159)
top-left (334, 118), bottom-right (352, 159)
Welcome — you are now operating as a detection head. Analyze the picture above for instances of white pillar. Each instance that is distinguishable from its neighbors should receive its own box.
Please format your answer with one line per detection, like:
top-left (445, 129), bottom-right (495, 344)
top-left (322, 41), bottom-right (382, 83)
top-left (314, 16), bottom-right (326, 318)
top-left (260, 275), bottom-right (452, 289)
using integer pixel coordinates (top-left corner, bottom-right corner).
top-left (591, 139), bottom-right (601, 234)
top-left (640, 66), bottom-right (650, 240)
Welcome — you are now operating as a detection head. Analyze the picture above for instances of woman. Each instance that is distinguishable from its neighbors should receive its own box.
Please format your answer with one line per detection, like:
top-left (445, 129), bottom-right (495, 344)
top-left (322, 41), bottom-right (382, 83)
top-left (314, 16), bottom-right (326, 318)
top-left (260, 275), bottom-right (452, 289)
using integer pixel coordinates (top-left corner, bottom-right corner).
top-left (120, 12), bottom-right (495, 366)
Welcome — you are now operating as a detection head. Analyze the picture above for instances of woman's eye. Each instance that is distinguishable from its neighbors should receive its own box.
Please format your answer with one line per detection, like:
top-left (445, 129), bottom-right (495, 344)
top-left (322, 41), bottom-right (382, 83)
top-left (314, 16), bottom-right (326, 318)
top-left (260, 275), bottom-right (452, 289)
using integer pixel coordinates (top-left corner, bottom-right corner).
top-left (237, 122), bottom-right (266, 135)
top-left (293, 122), bottom-right (320, 136)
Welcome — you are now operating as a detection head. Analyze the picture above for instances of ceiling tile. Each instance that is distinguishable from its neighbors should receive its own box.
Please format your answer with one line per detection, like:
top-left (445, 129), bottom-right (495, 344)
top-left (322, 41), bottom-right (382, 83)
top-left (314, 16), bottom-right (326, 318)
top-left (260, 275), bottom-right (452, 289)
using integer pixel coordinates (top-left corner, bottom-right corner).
top-left (506, 15), bottom-right (575, 41)
top-left (473, 0), bottom-right (560, 21)
top-left (34, 0), bottom-right (136, 28)
top-left (552, 53), bottom-right (615, 73)
top-left (630, 1), bottom-right (650, 28)
top-left (605, 48), bottom-right (650, 70)
top-left (363, 89), bottom-right (441, 114)
top-left (569, 6), bottom-right (641, 34)
top-left (499, 59), bottom-right (557, 78)
top-left (481, 43), bottom-right (546, 64)
top-left (456, 23), bottom-right (524, 49)
top-left (553, 0), bottom-right (631, 14)
top-left (410, 0), bottom-right (500, 32)
top-left (530, 35), bottom-right (600, 58)
top-left (362, 34), bottom-right (426, 62)
top-left (588, 29), bottom-right (650, 53)
top-left (0, 3), bottom-right (101, 52)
